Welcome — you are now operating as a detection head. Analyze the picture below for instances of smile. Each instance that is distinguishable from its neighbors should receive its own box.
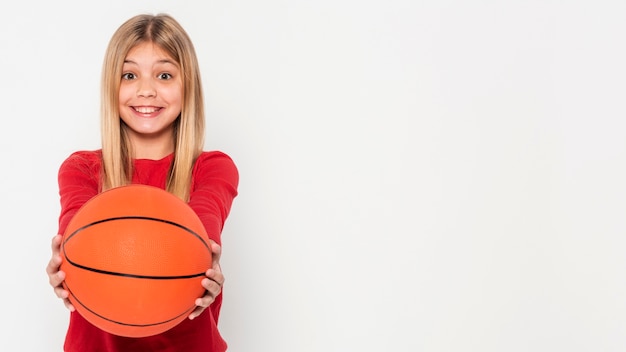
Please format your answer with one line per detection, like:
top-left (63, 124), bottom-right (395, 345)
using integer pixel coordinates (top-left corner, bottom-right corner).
top-left (133, 106), bottom-right (162, 114)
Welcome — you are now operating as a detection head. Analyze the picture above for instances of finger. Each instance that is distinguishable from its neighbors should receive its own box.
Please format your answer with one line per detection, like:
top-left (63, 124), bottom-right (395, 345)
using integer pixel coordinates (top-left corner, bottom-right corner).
top-left (194, 289), bottom-right (217, 310)
top-left (48, 267), bottom-right (65, 288)
top-left (188, 305), bottom-right (206, 320)
top-left (53, 284), bottom-right (68, 299)
top-left (46, 255), bottom-right (62, 277)
top-left (205, 269), bottom-right (224, 287)
top-left (190, 278), bottom-right (221, 319)
top-left (52, 275), bottom-right (75, 312)
top-left (203, 276), bottom-right (223, 295)
top-left (209, 241), bottom-right (222, 265)
top-left (62, 298), bottom-right (75, 312)
top-left (51, 234), bottom-right (63, 255)
top-left (51, 275), bottom-right (75, 312)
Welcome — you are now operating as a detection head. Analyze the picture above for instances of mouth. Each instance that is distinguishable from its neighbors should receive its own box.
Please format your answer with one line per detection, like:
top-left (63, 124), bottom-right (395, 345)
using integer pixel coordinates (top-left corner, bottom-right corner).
top-left (132, 106), bottom-right (162, 114)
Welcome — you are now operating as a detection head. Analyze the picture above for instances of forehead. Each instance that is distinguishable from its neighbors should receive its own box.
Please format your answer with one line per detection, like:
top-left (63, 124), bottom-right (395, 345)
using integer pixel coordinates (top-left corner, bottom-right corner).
top-left (124, 42), bottom-right (177, 64)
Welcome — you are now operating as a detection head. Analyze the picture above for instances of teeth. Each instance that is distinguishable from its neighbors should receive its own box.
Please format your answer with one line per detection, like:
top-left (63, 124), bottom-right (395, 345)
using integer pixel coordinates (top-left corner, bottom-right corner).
top-left (135, 107), bottom-right (158, 114)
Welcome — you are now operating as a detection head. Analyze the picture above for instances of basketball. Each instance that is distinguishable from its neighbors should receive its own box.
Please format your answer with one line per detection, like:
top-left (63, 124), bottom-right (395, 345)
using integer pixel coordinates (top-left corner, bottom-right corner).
top-left (59, 184), bottom-right (212, 338)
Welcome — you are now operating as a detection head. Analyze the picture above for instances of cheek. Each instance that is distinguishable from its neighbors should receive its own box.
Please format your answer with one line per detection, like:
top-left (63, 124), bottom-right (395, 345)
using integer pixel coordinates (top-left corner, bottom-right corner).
top-left (118, 86), bottom-right (133, 104)
top-left (163, 86), bottom-right (183, 104)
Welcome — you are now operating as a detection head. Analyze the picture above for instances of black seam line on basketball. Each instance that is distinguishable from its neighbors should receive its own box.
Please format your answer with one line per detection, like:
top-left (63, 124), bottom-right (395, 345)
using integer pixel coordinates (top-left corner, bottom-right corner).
top-left (64, 258), bottom-right (207, 279)
top-left (64, 216), bottom-right (211, 251)
top-left (65, 282), bottom-right (195, 328)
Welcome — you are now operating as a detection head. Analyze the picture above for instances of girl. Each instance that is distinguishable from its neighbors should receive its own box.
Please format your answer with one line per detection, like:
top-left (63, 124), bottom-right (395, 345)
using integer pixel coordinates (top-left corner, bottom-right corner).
top-left (45, 13), bottom-right (238, 352)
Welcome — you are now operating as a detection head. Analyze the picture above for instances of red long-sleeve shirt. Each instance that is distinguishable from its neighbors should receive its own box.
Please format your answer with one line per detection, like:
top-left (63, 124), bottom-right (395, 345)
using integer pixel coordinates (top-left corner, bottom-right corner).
top-left (57, 150), bottom-right (238, 352)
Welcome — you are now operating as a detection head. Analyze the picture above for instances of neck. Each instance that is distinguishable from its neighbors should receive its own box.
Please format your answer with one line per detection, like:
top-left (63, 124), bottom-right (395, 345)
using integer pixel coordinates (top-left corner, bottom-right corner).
top-left (129, 132), bottom-right (175, 160)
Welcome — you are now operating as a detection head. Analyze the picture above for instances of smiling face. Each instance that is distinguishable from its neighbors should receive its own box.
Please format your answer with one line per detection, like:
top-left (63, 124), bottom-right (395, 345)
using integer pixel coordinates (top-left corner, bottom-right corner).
top-left (118, 41), bottom-right (183, 158)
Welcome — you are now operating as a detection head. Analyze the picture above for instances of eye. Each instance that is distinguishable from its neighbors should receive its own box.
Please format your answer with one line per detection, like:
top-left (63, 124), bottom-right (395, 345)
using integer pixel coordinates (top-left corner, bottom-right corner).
top-left (122, 72), bottom-right (136, 80)
top-left (158, 73), bottom-right (172, 80)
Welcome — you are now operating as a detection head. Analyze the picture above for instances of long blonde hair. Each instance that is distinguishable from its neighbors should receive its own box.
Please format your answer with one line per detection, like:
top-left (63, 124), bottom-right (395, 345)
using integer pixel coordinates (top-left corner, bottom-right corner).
top-left (100, 13), bottom-right (205, 201)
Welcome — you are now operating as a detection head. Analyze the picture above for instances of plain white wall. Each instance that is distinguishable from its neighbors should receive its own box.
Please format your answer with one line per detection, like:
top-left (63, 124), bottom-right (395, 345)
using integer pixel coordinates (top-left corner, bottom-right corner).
top-left (2, 1), bottom-right (626, 351)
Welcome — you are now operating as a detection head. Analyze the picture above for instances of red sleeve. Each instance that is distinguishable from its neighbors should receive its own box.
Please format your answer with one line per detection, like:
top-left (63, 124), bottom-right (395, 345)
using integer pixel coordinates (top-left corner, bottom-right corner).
top-left (57, 151), bottom-right (101, 235)
top-left (188, 152), bottom-right (239, 245)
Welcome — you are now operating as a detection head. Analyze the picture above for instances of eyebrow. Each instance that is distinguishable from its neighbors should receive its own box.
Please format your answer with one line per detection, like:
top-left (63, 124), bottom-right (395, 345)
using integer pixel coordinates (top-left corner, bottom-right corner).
top-left (123, 59), bottom-right (177, 65)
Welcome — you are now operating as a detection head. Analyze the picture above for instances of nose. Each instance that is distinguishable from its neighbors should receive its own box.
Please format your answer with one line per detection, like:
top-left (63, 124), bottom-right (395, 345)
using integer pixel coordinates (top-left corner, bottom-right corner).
top-left (137, 78), bottom-right (156, 98)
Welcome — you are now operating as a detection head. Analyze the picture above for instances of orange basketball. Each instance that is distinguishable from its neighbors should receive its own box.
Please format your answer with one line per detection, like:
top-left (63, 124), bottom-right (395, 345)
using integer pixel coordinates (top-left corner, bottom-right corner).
top-left (60, 184), bottom-right (211, 338)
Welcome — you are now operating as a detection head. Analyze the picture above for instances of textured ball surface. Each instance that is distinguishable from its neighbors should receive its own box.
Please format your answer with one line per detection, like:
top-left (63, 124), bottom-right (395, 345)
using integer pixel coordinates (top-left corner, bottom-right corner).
top-left (60, 184), bottom-right (211, 338)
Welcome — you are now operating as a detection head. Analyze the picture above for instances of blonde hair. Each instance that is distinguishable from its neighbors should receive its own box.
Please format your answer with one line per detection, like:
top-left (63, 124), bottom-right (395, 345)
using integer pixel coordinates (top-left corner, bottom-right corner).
top-left (100, 13), bottom-right (205, 201)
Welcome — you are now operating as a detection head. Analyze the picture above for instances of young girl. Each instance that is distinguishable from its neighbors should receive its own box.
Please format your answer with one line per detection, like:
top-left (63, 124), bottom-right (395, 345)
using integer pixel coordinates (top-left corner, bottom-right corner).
top-left (45, 14), bottom-right (238, 352)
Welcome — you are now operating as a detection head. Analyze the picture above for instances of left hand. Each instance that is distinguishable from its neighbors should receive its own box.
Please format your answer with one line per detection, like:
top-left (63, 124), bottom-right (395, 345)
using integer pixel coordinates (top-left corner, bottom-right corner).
top-left (189, 240), bottom-right (224, 320)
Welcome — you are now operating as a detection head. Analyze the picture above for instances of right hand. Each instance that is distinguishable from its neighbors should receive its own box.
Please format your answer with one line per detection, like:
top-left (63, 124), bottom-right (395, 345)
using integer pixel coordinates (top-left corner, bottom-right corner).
top-left (46, 234), bottom-right (75, 312)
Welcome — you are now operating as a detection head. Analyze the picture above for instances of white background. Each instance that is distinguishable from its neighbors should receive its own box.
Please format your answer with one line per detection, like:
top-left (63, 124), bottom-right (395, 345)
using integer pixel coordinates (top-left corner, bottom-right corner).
top-left (1, 1), bottom-right (625, 351)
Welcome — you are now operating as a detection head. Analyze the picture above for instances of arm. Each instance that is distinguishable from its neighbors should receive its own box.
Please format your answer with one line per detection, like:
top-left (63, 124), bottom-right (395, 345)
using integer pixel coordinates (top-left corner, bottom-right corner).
top-left (186, 152), bottom-right (239, 319)
top-left (188, 151), bottom-right (239, 245)
top-left (46, 151), bottom-right (100, 309)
